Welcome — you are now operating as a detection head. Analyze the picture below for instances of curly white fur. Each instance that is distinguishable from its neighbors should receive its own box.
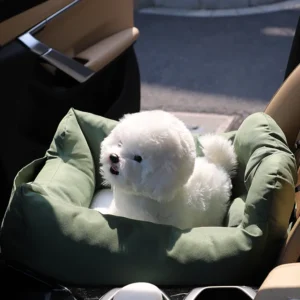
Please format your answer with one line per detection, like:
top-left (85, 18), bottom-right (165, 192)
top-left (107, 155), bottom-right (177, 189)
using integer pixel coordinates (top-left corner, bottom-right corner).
top-left (91, 110), bottom-right (237, 229)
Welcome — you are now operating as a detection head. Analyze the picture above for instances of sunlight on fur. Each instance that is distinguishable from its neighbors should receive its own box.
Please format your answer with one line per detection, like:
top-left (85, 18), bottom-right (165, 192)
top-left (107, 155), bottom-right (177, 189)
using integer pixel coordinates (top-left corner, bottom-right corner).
top-left (90, 110), bottom-right (238, 230)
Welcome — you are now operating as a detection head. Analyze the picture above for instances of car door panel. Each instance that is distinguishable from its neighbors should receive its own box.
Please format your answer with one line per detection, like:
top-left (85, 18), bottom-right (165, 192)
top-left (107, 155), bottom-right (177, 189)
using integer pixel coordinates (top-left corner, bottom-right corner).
top-left (0, 0), bottom-right (74, 45)
top-left (35, 0), bottom-right (136, 56)
top-left (0, 0), bottom-right (140, 221)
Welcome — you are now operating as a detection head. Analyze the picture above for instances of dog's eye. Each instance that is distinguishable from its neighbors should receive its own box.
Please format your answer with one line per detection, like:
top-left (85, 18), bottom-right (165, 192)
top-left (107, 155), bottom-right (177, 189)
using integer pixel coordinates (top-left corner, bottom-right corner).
top-left (133, 155), bottom-right (142, 163)
top-left (118, 141), bottom-right (122, 147)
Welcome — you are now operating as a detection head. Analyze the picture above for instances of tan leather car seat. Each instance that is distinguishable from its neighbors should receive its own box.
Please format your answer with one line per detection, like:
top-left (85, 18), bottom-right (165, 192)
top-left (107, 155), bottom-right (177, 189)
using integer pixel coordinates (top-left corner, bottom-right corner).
top-left (265, 63), bottom-right (300, 265)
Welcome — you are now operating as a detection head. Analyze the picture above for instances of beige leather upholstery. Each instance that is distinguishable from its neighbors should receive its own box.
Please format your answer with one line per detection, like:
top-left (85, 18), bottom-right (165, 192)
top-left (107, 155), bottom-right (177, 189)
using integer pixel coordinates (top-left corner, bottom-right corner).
top-left (264, 61), bottom-right (300, 266)
top-left (35, 0), bottom-right (135, 56)
top-left (77, 28), bottom-right (139, 72)
top-left (0, 0), bottom-right (74, 46)
top-left (278, 217), bottom-right (300, 265)
top-left (254, 263), bottom-right (300, 300)
top-left (296, 167), bottom-right (300, 219)
top-left (265, 64), bottom-right (300, 150)
top-left (276, 152), bottom-right (300, 265)
top-left (297, 193), bottom-right (300, 219)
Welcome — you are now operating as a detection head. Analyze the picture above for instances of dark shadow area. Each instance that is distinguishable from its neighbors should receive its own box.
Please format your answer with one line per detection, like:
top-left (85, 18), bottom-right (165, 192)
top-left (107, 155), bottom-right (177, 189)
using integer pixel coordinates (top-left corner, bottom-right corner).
top-left (105, 214), bottom-right (189, 254)
top-left (190, 286), bottom-right (256, 300)
top-left (0, 44), bottom-right (140, 224)
top-left (0, 0), bottom-right (47, 22)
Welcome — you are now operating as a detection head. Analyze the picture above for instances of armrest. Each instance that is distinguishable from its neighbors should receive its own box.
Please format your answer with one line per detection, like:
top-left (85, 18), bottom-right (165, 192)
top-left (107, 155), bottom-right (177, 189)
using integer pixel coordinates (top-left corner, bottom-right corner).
top-left (76, 27), bottom-right (139, 72)
top-left (254, 263), bottom-right (300, 300)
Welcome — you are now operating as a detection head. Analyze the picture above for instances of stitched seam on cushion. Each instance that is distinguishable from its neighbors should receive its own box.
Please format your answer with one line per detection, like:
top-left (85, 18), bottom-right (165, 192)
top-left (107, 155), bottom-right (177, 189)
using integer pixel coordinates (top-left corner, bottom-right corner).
top-left (72, 108), bottom-right (96, 164)
top-left (47, 161), bottom-right (63, 187)
top-left (35, 112), bottom-right (71, 187)
top-left (72, 109), bottom-right (97, 197)
top-left (244, 113), bottom-right (281, 189)
top-left (260, 114), bottom-right (280, 228)
top-left (264, 113), bottom-right (291, 231)
top-left (47, 112), bottom-right (72, 185)
top-left (260, 114), bottom-right (293, 266)
top-left (249, 113), bottom-right (282, 178)
top-left (264, 113), bottom-right (281, 150)
top-left (63, 108), bottom-right (89, 207)
top-left (243, 154), bottom-right (282, 228)
top-left (243, 113), bottom-right (283, 229)
top-left (33, 158), bottom-right (63, 188)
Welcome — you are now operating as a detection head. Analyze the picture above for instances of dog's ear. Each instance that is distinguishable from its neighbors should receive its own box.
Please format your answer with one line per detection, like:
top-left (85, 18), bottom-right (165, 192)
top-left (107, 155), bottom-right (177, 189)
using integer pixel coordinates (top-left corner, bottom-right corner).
top-left (149, 161), bottom-right (182, 202)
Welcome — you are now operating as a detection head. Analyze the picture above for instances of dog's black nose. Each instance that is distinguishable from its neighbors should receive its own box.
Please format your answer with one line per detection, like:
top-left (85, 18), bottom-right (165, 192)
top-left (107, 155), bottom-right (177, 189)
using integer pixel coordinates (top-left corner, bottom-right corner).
top-left (109, 153), bottom-right (119, 163)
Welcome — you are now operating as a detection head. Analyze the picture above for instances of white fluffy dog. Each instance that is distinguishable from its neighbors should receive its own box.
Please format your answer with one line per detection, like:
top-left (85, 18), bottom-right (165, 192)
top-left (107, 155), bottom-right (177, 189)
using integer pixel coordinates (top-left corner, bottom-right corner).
top-left (91, 110), bottom-right (237, 229)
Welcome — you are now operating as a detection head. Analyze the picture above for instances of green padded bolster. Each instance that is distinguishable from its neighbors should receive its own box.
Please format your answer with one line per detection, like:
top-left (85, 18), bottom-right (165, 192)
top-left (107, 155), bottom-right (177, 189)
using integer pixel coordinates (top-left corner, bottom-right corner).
top-left (0, 109), bottom-right (296, 287)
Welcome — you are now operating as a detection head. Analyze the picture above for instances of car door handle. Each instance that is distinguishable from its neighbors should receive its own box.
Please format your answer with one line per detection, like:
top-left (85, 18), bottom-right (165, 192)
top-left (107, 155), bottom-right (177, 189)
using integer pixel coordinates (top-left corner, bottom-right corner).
top-left (19, 32), bottom-right (94, 82)
top-left (18, 0), bottom-right (95, 83)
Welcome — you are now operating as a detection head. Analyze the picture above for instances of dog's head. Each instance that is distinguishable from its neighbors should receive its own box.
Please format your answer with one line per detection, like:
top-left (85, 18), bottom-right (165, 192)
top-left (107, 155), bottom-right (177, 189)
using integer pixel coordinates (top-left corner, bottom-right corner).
top-left (100, 110), bottom-right (196, 202)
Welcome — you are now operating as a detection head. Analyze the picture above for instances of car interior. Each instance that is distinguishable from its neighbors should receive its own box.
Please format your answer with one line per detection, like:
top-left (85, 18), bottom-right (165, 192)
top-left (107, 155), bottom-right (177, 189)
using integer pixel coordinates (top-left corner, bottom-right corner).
top-left (0, 1), bottom-right (300, 299)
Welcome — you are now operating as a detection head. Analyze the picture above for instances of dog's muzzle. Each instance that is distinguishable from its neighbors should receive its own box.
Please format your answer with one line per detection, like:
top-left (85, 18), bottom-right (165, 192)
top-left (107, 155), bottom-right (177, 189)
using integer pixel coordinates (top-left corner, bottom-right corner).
top-left (110, 164), bottom-right (119, 175)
